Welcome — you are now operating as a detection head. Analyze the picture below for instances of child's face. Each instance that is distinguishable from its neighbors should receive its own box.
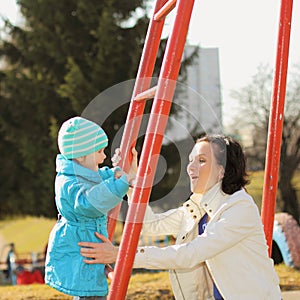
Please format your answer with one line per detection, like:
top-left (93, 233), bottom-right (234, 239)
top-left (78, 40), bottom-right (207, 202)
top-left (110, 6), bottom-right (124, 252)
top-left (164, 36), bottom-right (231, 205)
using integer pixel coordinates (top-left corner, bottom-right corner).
top-left (94, 148), bottom-right (107, 165)
top-left (76, 148), bottom-right (107, 171)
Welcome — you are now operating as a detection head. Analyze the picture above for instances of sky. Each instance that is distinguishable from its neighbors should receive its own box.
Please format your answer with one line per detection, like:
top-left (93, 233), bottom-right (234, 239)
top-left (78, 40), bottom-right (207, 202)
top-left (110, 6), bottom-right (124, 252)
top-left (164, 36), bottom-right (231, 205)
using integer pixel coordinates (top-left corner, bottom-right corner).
top-left (0, 0), bottom-right (299, 126)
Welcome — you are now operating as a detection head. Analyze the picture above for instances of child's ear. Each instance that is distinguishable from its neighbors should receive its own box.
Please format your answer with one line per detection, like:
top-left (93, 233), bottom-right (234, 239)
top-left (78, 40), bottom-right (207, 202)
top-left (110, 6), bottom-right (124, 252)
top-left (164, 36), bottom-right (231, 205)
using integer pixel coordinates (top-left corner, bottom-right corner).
top-left (74, 156), bottom-right (85, 163)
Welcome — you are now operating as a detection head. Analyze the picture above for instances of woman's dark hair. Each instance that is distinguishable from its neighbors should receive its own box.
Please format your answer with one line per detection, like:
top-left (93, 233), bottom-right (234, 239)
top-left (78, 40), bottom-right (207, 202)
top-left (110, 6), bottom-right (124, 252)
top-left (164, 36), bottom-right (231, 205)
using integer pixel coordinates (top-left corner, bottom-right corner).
top-left (197, 135), bottom-right (250, 194)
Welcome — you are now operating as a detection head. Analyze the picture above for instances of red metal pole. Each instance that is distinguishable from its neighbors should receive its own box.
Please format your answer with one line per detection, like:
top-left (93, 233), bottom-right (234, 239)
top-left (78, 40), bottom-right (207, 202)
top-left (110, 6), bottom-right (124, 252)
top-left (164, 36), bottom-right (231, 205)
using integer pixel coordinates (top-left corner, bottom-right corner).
top-left (107, 0), bottom-right (168, 241)
top-left (261, 0), bottom-right (293, 257)
top-left (154, 0), bottom-right (176, 21)
top-left (108, 0), bottom-right (196, 298)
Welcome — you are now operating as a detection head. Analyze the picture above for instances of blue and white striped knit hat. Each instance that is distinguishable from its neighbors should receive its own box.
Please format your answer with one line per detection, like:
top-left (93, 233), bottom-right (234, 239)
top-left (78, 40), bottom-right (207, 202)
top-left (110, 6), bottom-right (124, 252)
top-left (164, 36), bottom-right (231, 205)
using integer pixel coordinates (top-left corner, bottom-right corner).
top-left (58, 117), bottom-right (108, 159)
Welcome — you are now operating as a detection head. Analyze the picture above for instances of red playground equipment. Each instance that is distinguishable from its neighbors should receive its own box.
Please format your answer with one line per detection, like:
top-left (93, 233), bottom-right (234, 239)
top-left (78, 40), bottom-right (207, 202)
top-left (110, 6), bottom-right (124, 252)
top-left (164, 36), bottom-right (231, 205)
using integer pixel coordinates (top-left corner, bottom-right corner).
top-left (107, 0), bottom-right (197, 298)
top-left (106, 0), bottom-right (295, 298)
top-left (261, 0), bottom-right (294, 256)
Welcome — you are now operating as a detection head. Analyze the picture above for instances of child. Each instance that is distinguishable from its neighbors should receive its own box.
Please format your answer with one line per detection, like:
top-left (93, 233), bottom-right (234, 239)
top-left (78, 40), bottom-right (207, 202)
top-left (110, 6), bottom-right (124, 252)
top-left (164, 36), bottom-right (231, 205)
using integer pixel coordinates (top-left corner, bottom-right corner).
top-left (45, 116), bottom-right (135, 299)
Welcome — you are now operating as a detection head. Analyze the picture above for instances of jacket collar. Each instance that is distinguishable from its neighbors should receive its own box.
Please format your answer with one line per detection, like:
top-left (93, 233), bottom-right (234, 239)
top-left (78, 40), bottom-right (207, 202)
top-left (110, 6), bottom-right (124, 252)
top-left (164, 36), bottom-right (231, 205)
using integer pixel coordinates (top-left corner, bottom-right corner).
top-left (190, 182), bottom-right (228, 218)
top-left (56, 154), bottom-right (101, 183)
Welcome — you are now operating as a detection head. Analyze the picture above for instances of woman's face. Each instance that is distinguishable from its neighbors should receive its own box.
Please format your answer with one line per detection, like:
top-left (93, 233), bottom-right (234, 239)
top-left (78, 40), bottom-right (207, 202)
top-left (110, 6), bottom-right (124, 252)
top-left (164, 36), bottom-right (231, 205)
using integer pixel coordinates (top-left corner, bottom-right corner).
top-left (187, 141), bottom-right (223, 194)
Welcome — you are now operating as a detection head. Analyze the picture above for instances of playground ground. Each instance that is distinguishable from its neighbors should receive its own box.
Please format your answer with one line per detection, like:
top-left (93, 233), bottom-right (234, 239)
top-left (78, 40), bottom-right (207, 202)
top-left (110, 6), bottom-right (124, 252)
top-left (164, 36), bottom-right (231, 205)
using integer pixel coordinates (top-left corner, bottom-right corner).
top-left (282, 290), bottom-right (300, 299)
top-left (0, 220), bottom-right (300, 300)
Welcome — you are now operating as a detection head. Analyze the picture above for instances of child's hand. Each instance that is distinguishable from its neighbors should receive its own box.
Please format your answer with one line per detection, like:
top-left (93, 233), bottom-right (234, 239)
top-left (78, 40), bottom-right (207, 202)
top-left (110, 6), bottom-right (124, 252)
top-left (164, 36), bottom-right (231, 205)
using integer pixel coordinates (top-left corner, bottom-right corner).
top-left (111, 147), bottom-right (138, 186)
top-left (114, 170), bottom-right (123, 179)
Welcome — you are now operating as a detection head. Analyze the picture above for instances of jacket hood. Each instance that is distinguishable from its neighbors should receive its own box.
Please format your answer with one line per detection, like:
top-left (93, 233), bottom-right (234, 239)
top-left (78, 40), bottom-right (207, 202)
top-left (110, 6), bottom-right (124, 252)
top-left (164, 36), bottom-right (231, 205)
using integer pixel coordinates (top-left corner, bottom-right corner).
top-left (56, 154), bottom-right (101, 183)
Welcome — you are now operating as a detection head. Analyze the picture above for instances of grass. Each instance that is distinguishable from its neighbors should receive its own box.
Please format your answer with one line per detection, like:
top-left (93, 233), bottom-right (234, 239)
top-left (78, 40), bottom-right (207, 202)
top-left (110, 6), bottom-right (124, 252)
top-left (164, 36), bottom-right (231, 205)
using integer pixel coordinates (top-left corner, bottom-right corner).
top-left (1, 218), bottom-right (300, 299)
top-left (0, 265), bottom-right (299, 299)
top-left (0, 271), bottom-right (174, 299)
top-left (247, 170), bottom-right (300, 210)
top-left (0, 284), bottom-right (73, 300)
top-left (0, 216), bottom-right (55, 254)
top-left (247, 170), bottom-right (265, 208)
top-left (276, 264), bottom-right (300, 291)
top-left (0, 217), bottom-right (175, 299)
top-left (0, 171), bottom-right (299, 298)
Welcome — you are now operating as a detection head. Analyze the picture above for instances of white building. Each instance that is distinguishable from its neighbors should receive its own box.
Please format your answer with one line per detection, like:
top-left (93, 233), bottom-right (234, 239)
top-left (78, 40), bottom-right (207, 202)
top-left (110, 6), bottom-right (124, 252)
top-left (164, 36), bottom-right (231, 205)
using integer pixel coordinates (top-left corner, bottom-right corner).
top-left (165, 46), bottom-right (222, 143)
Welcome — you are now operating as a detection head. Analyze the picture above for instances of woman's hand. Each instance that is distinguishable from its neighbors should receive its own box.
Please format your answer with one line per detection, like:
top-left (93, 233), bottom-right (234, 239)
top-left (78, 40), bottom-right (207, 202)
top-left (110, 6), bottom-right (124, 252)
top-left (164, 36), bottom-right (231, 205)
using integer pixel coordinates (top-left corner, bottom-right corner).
top-left (127, 147), bottom-right (138, 184)
top-left (111, 148), bottom-right (122, 167)
top-left (78, 232), bottom-right (118, 264)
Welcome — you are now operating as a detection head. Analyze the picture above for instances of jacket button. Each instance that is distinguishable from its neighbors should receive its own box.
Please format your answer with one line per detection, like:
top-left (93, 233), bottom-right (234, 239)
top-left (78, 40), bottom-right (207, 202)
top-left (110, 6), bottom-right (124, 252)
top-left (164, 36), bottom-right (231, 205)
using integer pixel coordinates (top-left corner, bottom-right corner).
top-left (140, 248), bottom-right (145, 253)
top-left (182, 236), bottom-right (185, 240)
top-left (190, 209), bottom-right (194, 213)
top-left (193, 215), bottom-right (197, 219)
top-left (209, 209), bottom-right (212, 213)
top-left (204, 203), bottom-right (208, 207)
top-left (186, 203), bottom-right (190, 207)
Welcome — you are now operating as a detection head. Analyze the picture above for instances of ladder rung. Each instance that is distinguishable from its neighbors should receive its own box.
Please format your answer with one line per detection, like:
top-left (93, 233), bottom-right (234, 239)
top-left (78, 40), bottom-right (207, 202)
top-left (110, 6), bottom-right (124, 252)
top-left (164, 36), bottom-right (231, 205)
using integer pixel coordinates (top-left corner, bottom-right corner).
top-left (133, 85), bottom-right (157, 101)
top-left (154, 0), bottom-right (177, 21)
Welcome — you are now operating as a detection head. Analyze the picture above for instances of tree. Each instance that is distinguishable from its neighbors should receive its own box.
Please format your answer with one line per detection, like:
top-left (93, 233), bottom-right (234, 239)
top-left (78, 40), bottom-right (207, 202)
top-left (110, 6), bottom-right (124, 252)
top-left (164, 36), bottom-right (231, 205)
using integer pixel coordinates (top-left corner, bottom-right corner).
top-left (231, 64), bottom-right (300, 222)
top-left (0, 0), bottom-right (148, 218)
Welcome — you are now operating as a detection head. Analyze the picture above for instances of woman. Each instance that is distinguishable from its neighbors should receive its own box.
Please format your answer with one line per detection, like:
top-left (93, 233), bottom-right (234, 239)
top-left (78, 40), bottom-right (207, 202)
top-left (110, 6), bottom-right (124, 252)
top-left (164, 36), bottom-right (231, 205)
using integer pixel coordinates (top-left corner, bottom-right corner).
top-left (78, 135), bottom-right (282, 300)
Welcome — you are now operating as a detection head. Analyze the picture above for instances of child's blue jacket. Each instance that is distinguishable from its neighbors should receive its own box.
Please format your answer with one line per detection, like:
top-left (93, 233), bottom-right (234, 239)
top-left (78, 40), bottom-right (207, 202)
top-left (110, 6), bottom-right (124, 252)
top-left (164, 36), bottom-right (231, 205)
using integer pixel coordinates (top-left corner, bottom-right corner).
top-left (45, 154), bottom-right (129, 296)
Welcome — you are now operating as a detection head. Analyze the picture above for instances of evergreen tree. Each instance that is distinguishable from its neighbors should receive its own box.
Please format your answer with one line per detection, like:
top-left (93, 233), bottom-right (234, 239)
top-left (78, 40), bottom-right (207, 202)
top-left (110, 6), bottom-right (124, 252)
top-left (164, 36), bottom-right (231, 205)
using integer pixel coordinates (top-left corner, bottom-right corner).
top-left (0, 0), bottom-right (148, 217)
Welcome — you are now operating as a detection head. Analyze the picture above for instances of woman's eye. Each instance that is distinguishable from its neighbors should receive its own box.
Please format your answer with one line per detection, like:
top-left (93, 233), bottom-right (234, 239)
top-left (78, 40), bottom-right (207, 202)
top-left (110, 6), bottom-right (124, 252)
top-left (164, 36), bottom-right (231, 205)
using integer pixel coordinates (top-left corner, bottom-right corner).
top-left (199, 159), bottom-right (206, 163)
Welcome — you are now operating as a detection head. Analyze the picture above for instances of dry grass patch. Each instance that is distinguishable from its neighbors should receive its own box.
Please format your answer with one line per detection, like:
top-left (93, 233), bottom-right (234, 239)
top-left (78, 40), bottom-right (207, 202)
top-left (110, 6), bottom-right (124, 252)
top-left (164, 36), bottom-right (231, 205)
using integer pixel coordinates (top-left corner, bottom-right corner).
top-left (275, 264), bottom-right (300, 291)
top-left (0, 266), bottom-right (300, 299)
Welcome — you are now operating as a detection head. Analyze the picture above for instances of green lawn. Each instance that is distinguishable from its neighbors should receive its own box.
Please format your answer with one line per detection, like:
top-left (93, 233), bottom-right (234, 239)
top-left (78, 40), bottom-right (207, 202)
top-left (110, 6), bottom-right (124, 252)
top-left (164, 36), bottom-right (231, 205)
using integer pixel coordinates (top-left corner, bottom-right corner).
top-left (247, 170), bottom-right (300, 210)
top-left (0, 216), bottom-right (54, 254)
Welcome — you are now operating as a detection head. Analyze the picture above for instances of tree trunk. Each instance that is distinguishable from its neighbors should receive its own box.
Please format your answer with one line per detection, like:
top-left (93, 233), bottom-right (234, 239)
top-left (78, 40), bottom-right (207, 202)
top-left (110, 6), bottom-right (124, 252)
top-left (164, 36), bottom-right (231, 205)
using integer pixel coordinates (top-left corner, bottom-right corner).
top-left (279, 170), bottom-right (300, 224)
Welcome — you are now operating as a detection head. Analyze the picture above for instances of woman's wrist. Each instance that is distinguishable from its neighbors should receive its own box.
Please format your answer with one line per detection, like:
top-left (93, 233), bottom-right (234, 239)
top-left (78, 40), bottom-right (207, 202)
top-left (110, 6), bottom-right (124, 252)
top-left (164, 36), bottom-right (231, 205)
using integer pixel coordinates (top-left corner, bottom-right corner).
top-left (113, 245), bottom-right (119, 262)
top-left (128, 178), bottom-right (136, 188)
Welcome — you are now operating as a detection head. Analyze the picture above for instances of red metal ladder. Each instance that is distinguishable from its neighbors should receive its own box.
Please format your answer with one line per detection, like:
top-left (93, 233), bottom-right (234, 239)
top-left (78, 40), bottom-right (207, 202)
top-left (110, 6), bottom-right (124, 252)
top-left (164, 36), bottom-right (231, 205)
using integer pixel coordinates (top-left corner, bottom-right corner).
top-left (106, 0), bottom-right (196, 298)
top-left (261, 0), bottom-right (294, 256)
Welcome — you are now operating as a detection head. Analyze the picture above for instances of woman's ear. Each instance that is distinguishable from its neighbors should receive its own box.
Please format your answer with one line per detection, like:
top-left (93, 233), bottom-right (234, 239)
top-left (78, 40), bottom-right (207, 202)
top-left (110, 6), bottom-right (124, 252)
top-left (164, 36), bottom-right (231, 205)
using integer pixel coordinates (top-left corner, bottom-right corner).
top-left (218, 166), bottom-right (225, 181)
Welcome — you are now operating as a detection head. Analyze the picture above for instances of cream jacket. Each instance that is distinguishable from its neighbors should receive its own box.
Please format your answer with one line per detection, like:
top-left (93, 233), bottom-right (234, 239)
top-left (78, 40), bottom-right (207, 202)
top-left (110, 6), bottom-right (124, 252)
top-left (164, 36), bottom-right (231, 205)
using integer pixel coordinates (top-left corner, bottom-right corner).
top-left (133, 183), bottom-right (281, 300)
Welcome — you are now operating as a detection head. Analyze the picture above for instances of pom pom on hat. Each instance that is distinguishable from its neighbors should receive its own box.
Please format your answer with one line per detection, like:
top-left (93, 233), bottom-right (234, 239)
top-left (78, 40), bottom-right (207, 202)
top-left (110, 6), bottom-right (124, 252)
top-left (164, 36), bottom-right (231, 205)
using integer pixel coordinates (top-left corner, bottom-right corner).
top-left (58, 117), bottom-right (108, 159)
